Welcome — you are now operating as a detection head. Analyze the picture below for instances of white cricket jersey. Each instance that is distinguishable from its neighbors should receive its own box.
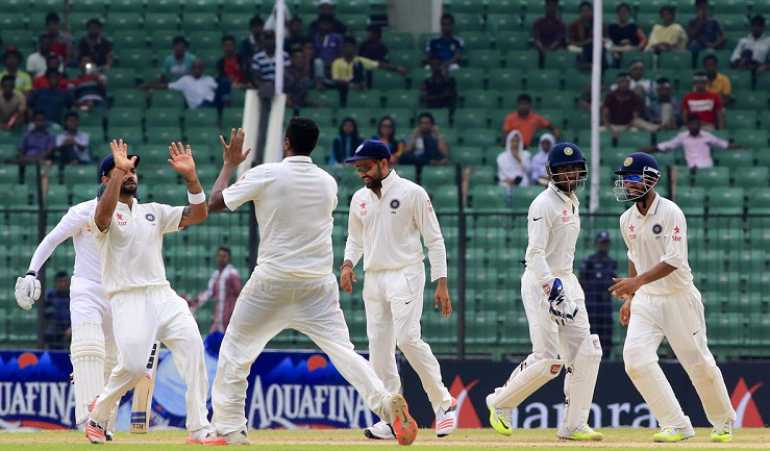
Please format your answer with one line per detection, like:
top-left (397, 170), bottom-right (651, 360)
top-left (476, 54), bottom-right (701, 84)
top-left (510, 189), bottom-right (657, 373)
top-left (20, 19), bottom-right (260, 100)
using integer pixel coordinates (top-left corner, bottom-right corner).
top-left (28, 198), bottom-right (102, 283)
top-left (344, 171), bottom-right (448, 281)
top-left (91, 199), bottom-right (184, 297)
top-left (222, 155), bottom-right (337, 280)
top-left (620, 193), bottom-right (694, 295)
top-left (524, 183), bottom-right (580, 285)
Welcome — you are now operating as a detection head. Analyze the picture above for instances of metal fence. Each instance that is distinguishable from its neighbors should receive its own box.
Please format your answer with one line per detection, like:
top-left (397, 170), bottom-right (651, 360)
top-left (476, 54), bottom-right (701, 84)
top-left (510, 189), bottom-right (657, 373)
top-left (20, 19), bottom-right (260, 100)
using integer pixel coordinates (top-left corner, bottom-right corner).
top-left (3, 205), bottom-right (768, 361)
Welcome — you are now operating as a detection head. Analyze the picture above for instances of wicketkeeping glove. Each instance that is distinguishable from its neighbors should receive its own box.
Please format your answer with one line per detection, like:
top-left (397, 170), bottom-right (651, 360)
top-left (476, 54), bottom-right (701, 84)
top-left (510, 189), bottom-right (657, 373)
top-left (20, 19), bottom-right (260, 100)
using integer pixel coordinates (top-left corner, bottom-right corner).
top-left (545, 278), bottom-right (578, 326)
top-left (15, 272), bottom-right (41, 310)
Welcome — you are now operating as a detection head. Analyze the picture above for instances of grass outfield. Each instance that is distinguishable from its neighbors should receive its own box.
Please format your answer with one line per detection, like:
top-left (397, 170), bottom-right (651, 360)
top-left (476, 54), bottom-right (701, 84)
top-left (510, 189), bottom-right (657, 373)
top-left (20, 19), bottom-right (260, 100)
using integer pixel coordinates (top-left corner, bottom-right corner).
top-left (0, 428), bottom-right (769, 450)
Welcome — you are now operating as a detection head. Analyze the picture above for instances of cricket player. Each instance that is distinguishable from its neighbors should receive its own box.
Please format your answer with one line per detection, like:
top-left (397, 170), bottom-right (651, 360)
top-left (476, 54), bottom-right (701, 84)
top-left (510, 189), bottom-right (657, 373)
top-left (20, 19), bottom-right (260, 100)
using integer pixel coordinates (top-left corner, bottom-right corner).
top-left (207, 122), bottom-right (417, 446)
top-left (340, 140), bottom-right (457, 440)
top-left (486, 143), bottom-right (604, 441)
top-left (15, 187), bottom-right (120, 436)
top-left (84, 139), bottom-right (222, 445)
top-left (610, 152), bottom-right (735, 443)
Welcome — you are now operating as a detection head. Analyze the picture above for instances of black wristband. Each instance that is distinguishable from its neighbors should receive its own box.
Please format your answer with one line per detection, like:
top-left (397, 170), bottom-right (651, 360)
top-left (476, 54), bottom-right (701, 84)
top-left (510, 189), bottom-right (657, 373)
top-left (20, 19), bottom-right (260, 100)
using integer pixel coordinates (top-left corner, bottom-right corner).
top-left (25, 271), bottom-right (36, 277)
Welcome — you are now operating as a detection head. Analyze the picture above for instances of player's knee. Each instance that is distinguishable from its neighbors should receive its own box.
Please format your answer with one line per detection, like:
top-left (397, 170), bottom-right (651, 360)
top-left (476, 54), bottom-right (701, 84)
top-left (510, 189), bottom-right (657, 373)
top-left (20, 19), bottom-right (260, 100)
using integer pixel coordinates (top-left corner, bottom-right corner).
top-left (623, 353), bottom-right (652, 379)
top-left (396, 333), bottom-right (427, 352)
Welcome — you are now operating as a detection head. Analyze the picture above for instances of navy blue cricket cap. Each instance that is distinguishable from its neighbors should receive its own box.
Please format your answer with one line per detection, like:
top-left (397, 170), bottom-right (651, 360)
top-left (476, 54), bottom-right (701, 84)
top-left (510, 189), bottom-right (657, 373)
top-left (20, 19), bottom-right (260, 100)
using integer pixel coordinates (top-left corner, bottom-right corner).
top-left (596, 230), bottom-right (610, 242)
top-left (98, 153), bottom-right (140, 182)
top-left (344, 139), bottom-right (391, 163)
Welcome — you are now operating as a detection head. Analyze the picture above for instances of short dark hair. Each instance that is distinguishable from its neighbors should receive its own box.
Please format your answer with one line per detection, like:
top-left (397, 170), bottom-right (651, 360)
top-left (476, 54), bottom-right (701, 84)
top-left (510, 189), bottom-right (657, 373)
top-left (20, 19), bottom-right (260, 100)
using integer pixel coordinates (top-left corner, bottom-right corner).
top-left (222, 34), bottom-right (236, 44)
top-left (417, 112), bottom-right (435, 124)
top-left (343, 36), bottom-right (356, 46)
top-left (218, 246), bottom-right (231, 256)
top-left (33, 110), bottom-right (46, 118)
top-left (3, 49), bottom-right (22, 62)
top-left (617, 71), bottom-right (630, 79)
top-left (517, 94), bottom-right (532, 103)
top-left (250, 15), bottom-right (263, 27)
top-left (703, 54), bottom-right (718, 64)
top-left (55, 270), bottom-right (68, 279)
top-left (45, 68), bottom-right (61, 78)
top-left (616, 2), bottom-right (631, 12)
top-left (172, 36), bottom-right (189, 47)
top-left (694, 70), bottom-right (707, 77)
top-left (579, 1), bottom-right (591, 10)
top-left (367, 24), bottom-right (382, 34)
top-left (695, 0), bottom-right (708, 6)
top-left (441, 13), bottom-right (454, 24)
top-left (751, 15), bottom-right (766, 27)
top-left (656, 77), bottom-right (670, 85)
top-left (659, 5), bottom-right (675, 15)
top-left (86, 18), bottom-right (102, 28)
top-left (65, 111), bottom-right (79, 121)
top-left (687, 115), bottom-right (700, 123)
top-left (1, 75), bottom-right (14, 84)
top-left (45, 12), bottom-right (60, 24)
top-left (285, 117), bottom-right (319, 156)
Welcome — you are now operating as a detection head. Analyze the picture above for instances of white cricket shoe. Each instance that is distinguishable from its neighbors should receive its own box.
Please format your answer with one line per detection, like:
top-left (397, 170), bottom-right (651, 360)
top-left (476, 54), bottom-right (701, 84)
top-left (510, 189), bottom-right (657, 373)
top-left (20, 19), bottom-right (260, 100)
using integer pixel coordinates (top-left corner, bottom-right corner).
top-left (187, 427), bottom-right (226, 445)
top-left (364, 421), bottom-right (396, 440)
top-left (221, 429), bottom-right (251, 445)
top-left (435, 398), bottom-right (458, 437)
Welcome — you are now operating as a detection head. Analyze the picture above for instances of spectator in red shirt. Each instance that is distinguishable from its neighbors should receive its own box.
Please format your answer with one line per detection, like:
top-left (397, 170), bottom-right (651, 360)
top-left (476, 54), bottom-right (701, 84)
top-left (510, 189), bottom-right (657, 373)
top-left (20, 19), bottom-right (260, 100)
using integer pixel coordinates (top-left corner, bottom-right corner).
top-left (32, 54), bottom-right (69, 89)
top-left (217, 35), bottom-right (245, 87)
top-left (602, 72), bottom-right (659, 137)
top-left (41, 13), bottom-right (73, 64)
top-left (70, 56), bottom-right (107, 112)
top-left (501, 94), bottom-right (559, 147)
top-left (682, 71), bottom-right (724, 130)
top-left (191, 246), bottom-right (243, 334)
top-left (533, 0), bottom-right (567, 61)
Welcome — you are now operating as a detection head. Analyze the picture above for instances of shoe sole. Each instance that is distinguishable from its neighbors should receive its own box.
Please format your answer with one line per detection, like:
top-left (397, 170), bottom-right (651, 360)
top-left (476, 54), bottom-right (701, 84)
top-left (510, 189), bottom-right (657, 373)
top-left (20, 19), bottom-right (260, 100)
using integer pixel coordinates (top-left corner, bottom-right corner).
top-left (364, 429), bottom-right (395, 440)
top-left (391, 395), bottom-right (417, 446)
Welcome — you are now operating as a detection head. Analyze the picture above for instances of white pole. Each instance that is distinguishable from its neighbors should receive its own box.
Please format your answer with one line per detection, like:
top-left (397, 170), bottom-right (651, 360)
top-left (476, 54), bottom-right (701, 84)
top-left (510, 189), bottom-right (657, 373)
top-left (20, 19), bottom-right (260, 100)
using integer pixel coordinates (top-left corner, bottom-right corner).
top-left (275, 0), bottom-right (286, 96)
top-left (589, 0), bottom-right (603, 213)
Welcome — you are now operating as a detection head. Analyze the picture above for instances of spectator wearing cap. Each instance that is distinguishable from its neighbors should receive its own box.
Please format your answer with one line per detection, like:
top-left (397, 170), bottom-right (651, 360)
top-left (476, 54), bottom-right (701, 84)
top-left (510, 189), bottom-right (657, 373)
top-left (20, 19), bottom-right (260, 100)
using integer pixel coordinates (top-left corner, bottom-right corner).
top-left (643, 116), bottom-right (736, 169)
top-left (501, 94), bottom-right (559, 147)
top-left (1, 49), bottom-right (32, 95)
top-left (284, 17), bottom-right (309, 54)
top-left (730, 15), bottom-right (770, 70)
top-left (579, 231), bottom-right (617, 358)
top-left (0, 75), bottom-right (26, 131)
top-left (399, 112), bottom-right (449, 167)
top-left (77, 18), bottom-right (113, 69)
top-left (533, 0), bottom-right (567, 62)
top-left (420, 55), bottom-right (456, 110)
top-left (32, 54), bottom-right (69, 89)
top-left (331, 37), bottom-right (405, 106)
top-left (645, 6), bottom-right (687, 52)
top-left (309, 0), bottom-right (347, 36)
top-left (26, 35), bottom-right (56, 77)
top-left (497, 130), bottom-right (532, 205)
top-left (239, 15), bottom-right (264, 72)
top-left (682, 71), bottom-right (724, 130)
top-left (426, 14), bottom-right (464, 71)
top-left (703, 54), bottom-right (731, 105)
top-left (18, 111), bottom-right (55, 164)
top-left (687, 0), bottom-right (725, 56)
top-left (602, 72), bottom-right (659, 138)
top-left (28, 69), bottom-right (73, 124)
top-left (607, 2), bottom-right (647, 66)
top-left (647, 77), bottom-right (681, 129)
top-left (40, 13), bottom-right (73, 63)
top-left (54, 111), bottom-right (91, 165)
top-left (162, 36), bottom-right (196, 82)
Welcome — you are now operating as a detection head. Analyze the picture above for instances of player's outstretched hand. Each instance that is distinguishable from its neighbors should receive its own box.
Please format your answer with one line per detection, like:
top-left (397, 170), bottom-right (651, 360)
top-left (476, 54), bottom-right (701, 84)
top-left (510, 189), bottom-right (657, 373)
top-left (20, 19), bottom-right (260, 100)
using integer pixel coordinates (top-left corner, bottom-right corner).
top-left (168, 142), bottom-right (198, 179)
top-left (609, 277), bottom-right (641, 299)
top-left (219, 128), bottom-right (252, 167)
top-left (434, 279), bottom-right (452, 317)
top-left (109, 139), bottom-right (136, 173)
top-left (340, 266), bottom-right (356, 294)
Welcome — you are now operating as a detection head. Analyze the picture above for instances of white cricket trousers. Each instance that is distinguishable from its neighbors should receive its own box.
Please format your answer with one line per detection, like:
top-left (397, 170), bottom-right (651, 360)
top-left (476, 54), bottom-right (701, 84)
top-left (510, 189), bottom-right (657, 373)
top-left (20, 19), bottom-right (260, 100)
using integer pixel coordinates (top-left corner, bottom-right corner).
top-left (211, 271), bottom-right (392, 435)
top-left (363, 262), bottom-right (452, 412)
top-left (90, 285), bottom-right (211, 432)
top-left (623, 287), bottom-right (736, 429)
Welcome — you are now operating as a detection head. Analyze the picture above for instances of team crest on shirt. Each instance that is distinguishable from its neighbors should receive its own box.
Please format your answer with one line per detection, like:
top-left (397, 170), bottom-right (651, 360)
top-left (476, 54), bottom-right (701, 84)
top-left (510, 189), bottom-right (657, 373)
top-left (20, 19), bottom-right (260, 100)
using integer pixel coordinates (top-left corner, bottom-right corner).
top-left (145, 213), bottom-right (156, 222)
top-left (628, 224), bottom-right (636, 239)
top-left (561, 208), bottom-right (569, 223)
top-left (673, 225), bottom-right (682, 241)
top-left (115, 213), bottom-right (127, 226)
top-left (359, 202), bottom-right (367, 216)
top-left (390, 199), bottom-right (400, 211)
top-left (652, 224), bottom-right (662, 235)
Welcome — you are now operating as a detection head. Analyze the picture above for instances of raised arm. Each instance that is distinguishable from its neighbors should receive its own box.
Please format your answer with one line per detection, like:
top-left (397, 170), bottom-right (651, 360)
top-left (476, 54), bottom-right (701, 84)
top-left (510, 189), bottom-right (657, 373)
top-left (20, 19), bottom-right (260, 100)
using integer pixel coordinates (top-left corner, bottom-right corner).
top-left (28, 207), bottom-right (83, 274)
top-left (209, 128), bottom-right (252, 213)
top-left (168, 142), bottom-right (208, 228)
top-left (94, 140), bottom-right (135, 232)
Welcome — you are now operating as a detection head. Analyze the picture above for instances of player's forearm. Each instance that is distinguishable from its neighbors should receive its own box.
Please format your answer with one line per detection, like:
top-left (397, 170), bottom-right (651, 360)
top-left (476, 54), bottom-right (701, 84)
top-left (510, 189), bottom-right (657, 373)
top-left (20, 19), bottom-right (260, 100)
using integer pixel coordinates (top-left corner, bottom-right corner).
top-left (628, 261), bottom-right (637, 278)
top-left (635, 262), bottom-right (676, 286)
top-left (28, 227), bottom-right (71, 273)
top-left (94, 169), bottom-right (125, 231)
top-left (208, 164), bottom-right (237, 213)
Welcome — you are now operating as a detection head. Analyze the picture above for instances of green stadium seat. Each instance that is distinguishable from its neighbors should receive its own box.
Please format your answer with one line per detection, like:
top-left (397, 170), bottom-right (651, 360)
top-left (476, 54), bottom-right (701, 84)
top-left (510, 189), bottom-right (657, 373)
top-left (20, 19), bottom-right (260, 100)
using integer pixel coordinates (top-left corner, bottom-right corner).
top-left (487, 15), bottom-right (520, 32)
top-left (452, 14), bottom-right (485, 32)
top-left (468, 50), bottom-right (502, 68)
top-left (732, 93), bottom-right (768, 110)
top-left (450, 145), bottom-right (481, 166)
top-left (385, 89), bottom-right (417, 109)
top-left (488, 69), bottom-right (521, 91)
top-left (487, 0), bottom-right (518, 14)
top-left (729, 109), bottom-right (758, 128)
top-left (391, 49), bottom-right (424, 69)
top-left (150, 90), bottom-right (186, 109)
top-left (454, 68), bottom-right (487, 90)
top-left (453, 109), bottom-right (488, 129)
top-left (494, 31), bottom-right (530, 51)
top-left (106, 68), bottom-right (139, 89)
top-left (420, 166), bottom-right (456, 188)
top-left (445, 0), bottom-right (485, 14)
top-left (347, 90), bottom-right (383, 108)
top-left (657, 51), bottom-right (692, 69)
top-left (502, 51), bottom-right (539, 70)
top-left (677, 187), bottom-right (705, 215)
top-left (220, 13), bottom-right (251, 31)
top-left (185, 0), bottom-right (220, 13)
top-left (430, 185), bottom-right (460, 210)
top-left (470, 185), bottom-right (506, 209)
top-left (184, 108), bottom-right (219, 129)
top-left (707, 187), bottom-right (744, 214)
top-left (525, 70), bottom-right (561, 90)
top-left (731, 129), bottom-right (768, 148)
top-left (111, 89), bottom-right (146, 109)
top-left (109, 107), bottom-right (143, 127)
top-left (371, 71), bottom-right (407, 90)
top-left (748, 188), bottom-right (770, 214)
top-left (731, 166), bottom-right (767, 189)
top-left (694, 166), bottom-right (731, 187)
top-left (107, 13), bottom-right (143, 30)
top-left (114, 49), bottom-right (156, 68)
top-left (145, 108), bottom-right (181, 128)
top-left (145, 126), bottom-right (183, 144)
top-left (460, 128), bottom-right (497, 148)
top-left (182, 14), bottom-right (220, 33)
top-left (462, 32), bottom-right (492, 50)
top-left (382, 32), bottom-right (414, 50)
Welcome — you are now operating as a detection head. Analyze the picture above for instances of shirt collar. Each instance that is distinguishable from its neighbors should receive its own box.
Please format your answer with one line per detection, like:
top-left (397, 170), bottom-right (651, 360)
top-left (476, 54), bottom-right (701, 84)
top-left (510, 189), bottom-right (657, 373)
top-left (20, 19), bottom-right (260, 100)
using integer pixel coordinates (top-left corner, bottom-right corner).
top-left (380, 169), bottom-right (399, 195)
top-left (548, 182), bottom-right (579, 206)
top-left (283, 155), bottom-right (313, 163)
top-left (635, 193), bottom-right (660, 219)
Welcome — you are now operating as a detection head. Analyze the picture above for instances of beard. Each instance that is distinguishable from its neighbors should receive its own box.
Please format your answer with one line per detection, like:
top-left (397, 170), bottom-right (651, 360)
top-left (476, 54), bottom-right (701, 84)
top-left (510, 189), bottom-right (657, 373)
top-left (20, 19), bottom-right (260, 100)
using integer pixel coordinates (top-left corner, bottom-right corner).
top-left (365, 178), bottom-right (382, 190)
top-left (121, 180), bottom-right (138, 196)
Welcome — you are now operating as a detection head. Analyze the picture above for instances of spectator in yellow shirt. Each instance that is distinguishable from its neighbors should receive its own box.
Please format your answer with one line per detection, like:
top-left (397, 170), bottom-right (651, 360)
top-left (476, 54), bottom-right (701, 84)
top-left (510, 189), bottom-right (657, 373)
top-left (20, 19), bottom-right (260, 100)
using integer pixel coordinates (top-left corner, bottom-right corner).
top-left (703, 54), bottom-right (731, 105)
top-left (330, 37), bottom-right (405, 106)
top-left (1, 49), bottom-right (33, 95)
top-left (646, 6), bottom-right (688, 52)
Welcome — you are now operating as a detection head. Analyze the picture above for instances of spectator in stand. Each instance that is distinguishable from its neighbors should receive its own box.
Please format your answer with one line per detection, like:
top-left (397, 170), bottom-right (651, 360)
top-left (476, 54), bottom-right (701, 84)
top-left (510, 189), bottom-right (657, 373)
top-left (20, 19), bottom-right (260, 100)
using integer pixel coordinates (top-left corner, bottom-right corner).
top-left (54, 111), bottom-right (91, 165)
top-left (217, 35), bottom-right (246, 88)
top-left (331, 37), bottom-right (405, 106)
top-left (313, 15), bottom-right (344, 81)
top-left (568, 1), bottom-right (599, 68)
top-left (0, 75), bottom-right (26, 131)
top-left (28, 69), bottom-right (73, 124)
top-left (18, 111), bottom-right (55, 163)
top-left (497, 130), bottom-right (532, 204)
top-left (607, 2), bottom-right (647, 66)
top-left (730, 15), bottom-right (770, 70)
top-left (32, 54), bottom-right (68, 89)
top-left (44, 271), bottom-right (72, 348)
top-left (41, 13), bottom-right (73, 63)
top-left (579, 231), bottom-right (617, 358)
top-left (239, 15), bottom-right (264, 72)
top-left (602, 72), bottom-right (659, 137)
top-left (144, 60), bottom-right (219, 109)
top-left (1, 49), bottom-right (32, 95)
top-left (308, 0), bottom-right (347, 36)
top-left (703, 54), bottom-right (731, 105)
top-left (687, 0), bottom-right (725, 56)
top-left (70, 56), bottom-right (107, 112)
top-left (251, 31), bottom-right (289, 94)
top-left (420, 55), bottom-right (457, 110)
top-left (533, 0), bottom-right (567, 62)
top-left (501, 94), bottom-right (559, 147)
top-left (77, 18), bottom-right (112, 69)
top-left (647, 77), bottom-right (681, 129)
top-left (645, 6), bottom-right (687, 52)
top-left (682, 71), bottom-right (724, 130)
top-left (529, 132), bottom-right (555, 186)
top-left (284, 17), bottom-right (309, 54)
top-left (285, 50), bottom-right (313, 108)
top-left (162, 36), bottom-right (196, 82)
top-left (611, 60), bottom-right (654, 106)
top-left (359, 25), bottom-right (388, 63)
top-left (426, 13), bottom-right (464, 71)
top-left (330, 117), bottom-right (363, 165)
top-left (26, 35), bottom-right (55, 77)
top-left (190, 246), bottom-right (243, 334)
top-left (373, 115), bottom-right (405, 160)
top-left (399, 112), bottom-right (449, 166)
top-left (643, 116), bottom-right (735, 168)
